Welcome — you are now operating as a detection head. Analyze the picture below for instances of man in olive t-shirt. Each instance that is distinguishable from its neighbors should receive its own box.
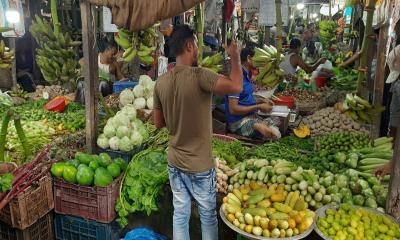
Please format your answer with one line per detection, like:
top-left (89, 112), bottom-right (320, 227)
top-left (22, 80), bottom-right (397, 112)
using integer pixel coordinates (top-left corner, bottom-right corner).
top-left (153, 25), bottom-right (243, 240)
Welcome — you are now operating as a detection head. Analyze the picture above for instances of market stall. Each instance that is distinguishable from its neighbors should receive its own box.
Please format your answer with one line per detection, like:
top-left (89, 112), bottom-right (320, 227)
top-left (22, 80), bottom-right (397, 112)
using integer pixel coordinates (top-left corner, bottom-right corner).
top-left (0, 0), bottom-right (399, 239)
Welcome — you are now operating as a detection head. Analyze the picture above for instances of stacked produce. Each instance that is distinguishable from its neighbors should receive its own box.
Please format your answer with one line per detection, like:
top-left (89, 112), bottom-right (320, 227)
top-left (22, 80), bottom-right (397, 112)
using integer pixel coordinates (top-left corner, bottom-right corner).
top-left (253, 46), bottom-right (285, 87)
top-left (0, 40), bottom-right (14, 69)
top-left (97, 105), bottom-right (148, 152)
top-left (316, 204), bottom-right (400, 239)
top-left (330, 67), bottom-right (358, 91)
top-left (215, 157), bottom-right (238, 194)
top-left (277, 88), bottom-right (322, 102)
top-left (30, 16), bottom-right (80, 88)
top-left (116, 149), bottom-right (169, 227)
top-left (353, 137), bottom-right (393, 175)
top-left (47, 131), bottom-right (85, 162)
top-left (319, 20), bottom-right (338, 49)
top-left (115, 25), bottom-right (158, 64)
top-left (104, 94), bottom-right (120, 112)
top-left (301, 107), bottom-right (368, 136)
top-left (4, 120), bottom-right (55, 165)
top-left (222, 180), bottom-right (315, 238)
top-left (342, 93), bottom-right (384, 123)
top-left (0, 99), bottom-right (85, 133)
top-left (119, 75), bottom-right (155, 110)
top-left (212, 138), bottom-right (247, 168)
top-left (317, 132), bottom-right (370, 153)
top-left (50, 152), bottom-right (126, 186)
top-left (143, 124), bottom-right (169, 150)
top-left (199, 52), bottom-right (224, 73)
top-left (27, 85), bottom-right (70, 100)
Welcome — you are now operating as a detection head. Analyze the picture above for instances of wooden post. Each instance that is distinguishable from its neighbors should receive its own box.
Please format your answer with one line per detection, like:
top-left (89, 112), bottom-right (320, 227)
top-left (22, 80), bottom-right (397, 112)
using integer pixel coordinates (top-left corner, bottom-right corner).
top-left (372, 23), bottom-right (389, 139)
top-left (80, 0), bottom-right (99, 153)
top-left (275, 0), bottom-right (283, 61)
top-left (264, 27), bottom-right (271, 46)
top-left (387, 127), bottom-right (400, 219)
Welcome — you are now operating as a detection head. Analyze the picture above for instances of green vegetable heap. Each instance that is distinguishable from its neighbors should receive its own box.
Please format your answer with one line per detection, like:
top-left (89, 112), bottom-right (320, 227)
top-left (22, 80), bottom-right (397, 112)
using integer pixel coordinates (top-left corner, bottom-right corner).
top-left (50, 152), bottom-right (126, 187)
top-left (319, 20), bottom-right (338, 49)
top-left (116, 149), bottom-right (169, 227)
top-left (213, 138), bottom-right (247, 168)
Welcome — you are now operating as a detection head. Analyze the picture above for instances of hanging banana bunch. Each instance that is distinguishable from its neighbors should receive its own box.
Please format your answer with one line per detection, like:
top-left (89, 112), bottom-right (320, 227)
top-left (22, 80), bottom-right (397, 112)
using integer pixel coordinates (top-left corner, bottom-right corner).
top-left (253, 45), bottom-right (285, 88)
top-left (199, 52), bottom-right (224, 73)
top-left (29, 15), bottom-right (81, 89)
top-left (115, 24), bottom-right (159, 65)
top-left (0, 40), bottom-right (14, 69)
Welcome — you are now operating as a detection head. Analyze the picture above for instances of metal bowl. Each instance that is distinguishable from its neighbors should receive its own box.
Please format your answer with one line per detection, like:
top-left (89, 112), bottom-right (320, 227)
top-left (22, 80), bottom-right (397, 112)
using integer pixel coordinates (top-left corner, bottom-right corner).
top-left (219, 207), bottom-right (314, 240)
top-left (314, 204), bottom-right (399, 240)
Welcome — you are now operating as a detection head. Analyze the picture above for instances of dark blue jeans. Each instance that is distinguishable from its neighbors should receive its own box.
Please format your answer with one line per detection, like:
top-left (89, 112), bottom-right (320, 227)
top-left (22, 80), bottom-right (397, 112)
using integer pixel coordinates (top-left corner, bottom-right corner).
top-left (168, 164), bottom-right (218, 240)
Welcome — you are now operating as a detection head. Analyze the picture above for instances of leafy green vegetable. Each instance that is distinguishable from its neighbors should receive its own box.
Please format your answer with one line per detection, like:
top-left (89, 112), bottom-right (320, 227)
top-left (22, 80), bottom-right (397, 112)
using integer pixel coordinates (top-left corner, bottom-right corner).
top-left (212, 138), bottom-right (247, 167)
top-left (115, 149), bottom-right (168, 227)
top-left (0, 173), bottom-right (13, 192)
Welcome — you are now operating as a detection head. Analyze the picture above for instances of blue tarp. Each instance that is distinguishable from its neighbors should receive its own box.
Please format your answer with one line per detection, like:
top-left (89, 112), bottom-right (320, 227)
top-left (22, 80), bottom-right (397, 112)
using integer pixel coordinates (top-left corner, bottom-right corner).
top-left (124, 227), bottom-right (167, 240)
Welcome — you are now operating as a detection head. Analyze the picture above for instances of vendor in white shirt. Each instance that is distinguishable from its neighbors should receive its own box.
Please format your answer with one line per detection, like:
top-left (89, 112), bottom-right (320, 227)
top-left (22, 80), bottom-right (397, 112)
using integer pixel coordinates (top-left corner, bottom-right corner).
top-left (279, 38), bottom-right (327, 75)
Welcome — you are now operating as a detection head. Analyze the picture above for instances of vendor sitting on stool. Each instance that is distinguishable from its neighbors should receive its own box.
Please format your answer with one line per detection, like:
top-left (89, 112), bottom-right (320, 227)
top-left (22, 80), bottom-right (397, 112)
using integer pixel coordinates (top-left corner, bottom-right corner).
top-left (225, 46), bottom-right (281, 140)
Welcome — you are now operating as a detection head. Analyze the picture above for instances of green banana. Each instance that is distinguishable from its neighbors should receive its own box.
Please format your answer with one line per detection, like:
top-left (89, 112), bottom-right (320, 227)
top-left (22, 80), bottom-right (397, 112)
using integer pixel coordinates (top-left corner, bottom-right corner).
top-left (115, 35), bottom-right (131, 49)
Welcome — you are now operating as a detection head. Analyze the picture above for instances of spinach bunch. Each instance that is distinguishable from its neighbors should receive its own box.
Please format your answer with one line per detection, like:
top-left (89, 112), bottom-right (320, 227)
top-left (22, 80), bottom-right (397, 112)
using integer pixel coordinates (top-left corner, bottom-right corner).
top-left (115, 149), bottom-right (168, 227)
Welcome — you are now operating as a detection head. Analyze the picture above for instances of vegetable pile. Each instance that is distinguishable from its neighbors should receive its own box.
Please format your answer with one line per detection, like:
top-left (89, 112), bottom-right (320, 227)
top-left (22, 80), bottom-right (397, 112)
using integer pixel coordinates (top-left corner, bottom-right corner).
top-left (342, 93), bottom-right (384, 124)
top-left (301, 107), bottom-right (368, 136)
top-left (216, 157), bottom-right (238, 194)
top-left (119, 75), bottom-right (155, 110)
top-left (222, 180), bottom-right (315, 238)
top-left (212, 138), bottom-right (247, 168)
top-left (116, 149), bottom-right (169, 227)
top-left (319, 20), bottom-right (338, 49)
top-left (277, 88), bottom-right (322, 102)
top-left (97, 105), bottom-right (148, 152)
top-left (0, 173), bottom-right (13, 192)
top-left (330, 67), bottom-right (358, 91)
top-left (317, 204), bottom-right (400, 240)
top-left (51, 152), bottom-right (126, 187)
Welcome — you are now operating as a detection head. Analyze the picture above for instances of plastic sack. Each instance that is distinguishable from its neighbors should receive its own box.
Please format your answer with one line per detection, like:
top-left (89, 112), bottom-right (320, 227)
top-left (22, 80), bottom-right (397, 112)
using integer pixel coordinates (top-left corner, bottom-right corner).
top-left (318, 60), bottom-right (333, 70)
top-left (124, 228), bottom-right (167, 240)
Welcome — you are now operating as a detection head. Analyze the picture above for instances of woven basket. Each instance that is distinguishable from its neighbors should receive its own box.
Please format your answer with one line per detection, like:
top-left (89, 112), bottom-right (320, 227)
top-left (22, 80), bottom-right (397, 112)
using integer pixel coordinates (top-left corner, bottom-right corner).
top-left (297, 97), bottom-right (326, 116)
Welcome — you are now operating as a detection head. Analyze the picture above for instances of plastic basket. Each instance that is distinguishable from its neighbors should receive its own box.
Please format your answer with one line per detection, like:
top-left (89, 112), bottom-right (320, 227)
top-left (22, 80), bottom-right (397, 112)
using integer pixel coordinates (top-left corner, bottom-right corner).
top-left (54, 214), bottom-right (119, 240)
top-left (0, 213), bottom-right (54, 240)
top-left (54, 174), bottom-right (122, 223)
top-left (97, 145), bottom-right (143, 163)
top-left (112, 80), bottom-right (138, 94)
top-left (0, 174), bottom-right (54, 230)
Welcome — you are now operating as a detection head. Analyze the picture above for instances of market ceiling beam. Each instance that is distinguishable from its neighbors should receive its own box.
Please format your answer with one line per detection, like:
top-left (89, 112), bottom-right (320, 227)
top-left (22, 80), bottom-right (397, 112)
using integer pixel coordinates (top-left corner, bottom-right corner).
top-left (80, 0), bottom-right (99, 153)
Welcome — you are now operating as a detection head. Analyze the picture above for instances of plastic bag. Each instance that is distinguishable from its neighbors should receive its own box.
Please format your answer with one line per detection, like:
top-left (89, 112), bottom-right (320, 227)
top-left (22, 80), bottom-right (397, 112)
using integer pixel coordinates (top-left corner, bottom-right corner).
top-left (124, 228), bottom-right (167, 240)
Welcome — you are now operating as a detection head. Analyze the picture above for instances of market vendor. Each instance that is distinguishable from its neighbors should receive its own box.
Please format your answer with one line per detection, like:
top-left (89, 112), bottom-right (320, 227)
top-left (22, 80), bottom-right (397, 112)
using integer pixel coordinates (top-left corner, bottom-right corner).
top-left (76, 39), bottom-right (124, 103)
top-left (375, 45), bottom-right (400, 176)
top-left (153, 25), bottom-right (243, 240)
top-left (279, 38), bottom-right (327, 75)
top-left (225, 46), bottom-right (281, 140)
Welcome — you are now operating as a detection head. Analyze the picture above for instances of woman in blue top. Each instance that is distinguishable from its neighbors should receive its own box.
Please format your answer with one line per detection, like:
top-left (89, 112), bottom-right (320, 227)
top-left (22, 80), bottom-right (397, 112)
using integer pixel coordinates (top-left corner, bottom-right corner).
top-left (225, 46), bottom-right (281, 139)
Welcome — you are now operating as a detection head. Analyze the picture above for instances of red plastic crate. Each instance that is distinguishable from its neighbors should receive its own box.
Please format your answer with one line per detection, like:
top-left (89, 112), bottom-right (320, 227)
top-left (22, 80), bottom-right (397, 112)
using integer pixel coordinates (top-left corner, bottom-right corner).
top-left (0, 174), bottom-right (54, 230)
top-left (54, 174), bottom-right (122, 223)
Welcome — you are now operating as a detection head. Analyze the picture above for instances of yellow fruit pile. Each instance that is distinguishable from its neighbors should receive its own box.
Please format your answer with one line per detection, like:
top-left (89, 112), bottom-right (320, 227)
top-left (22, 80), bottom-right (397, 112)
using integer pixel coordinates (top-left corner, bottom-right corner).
top-left (222, 182), bottom-right (315, 238)
top-left (317, 204), bottom-right (400, 240)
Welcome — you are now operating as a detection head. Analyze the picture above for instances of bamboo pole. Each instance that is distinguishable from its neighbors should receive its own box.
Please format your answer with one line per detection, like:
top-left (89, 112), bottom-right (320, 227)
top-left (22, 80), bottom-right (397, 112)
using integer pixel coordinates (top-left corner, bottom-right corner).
top-left (275, 0), bottom-right (283, 61)
top-left (196, 3), bottom-right (204, 63)
top-left (356, 0), bottom-right (376, 96)
top-left (51, 0), bottom-right (60, 35)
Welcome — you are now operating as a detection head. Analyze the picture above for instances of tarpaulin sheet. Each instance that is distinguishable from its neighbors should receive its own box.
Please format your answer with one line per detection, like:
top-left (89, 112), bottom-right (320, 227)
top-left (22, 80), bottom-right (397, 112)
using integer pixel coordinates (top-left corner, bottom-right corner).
top-left (88, 0), bottom-right (204, 31)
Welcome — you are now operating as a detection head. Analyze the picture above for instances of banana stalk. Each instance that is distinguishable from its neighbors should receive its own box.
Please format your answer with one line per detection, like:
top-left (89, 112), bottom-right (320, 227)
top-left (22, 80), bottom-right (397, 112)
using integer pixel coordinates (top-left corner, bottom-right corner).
top-left (51, 0), bottom-right (60, 35)
top-left (196, 3), bottom-right (204, 63)
top-left (356, 0), bottom-right (376, 95)
top-left (0, 111), bottom-right (12, 162)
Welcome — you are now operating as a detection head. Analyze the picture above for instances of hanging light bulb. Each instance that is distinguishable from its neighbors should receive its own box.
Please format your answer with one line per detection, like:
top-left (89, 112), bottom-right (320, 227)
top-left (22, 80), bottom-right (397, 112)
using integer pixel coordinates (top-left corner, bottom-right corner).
top-left (5, 10), bottom-right (20, 24)
top-left (296, 3), bottom-right (305, 10)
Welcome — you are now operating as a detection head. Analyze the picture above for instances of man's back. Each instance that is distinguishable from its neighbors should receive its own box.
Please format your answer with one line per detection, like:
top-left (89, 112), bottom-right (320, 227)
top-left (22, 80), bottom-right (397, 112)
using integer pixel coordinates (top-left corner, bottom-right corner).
top-left (154, 65), bottom-right (219, 172)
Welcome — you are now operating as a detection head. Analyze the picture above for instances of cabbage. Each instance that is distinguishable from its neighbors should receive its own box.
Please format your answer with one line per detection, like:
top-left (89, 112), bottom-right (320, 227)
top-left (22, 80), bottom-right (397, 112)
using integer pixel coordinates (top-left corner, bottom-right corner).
top-left (133, 85), bottom-right (144, 98)
top-left (133, 97), bottom-right (146, 109)
top-left (97, 134), bottom-right (109, 149)
top-left (113, 112), bottom-right (130, 126)
top-left (147, 97), bottom-right (154, 110)
top-left (119, 136), bottom-right (133, 152)
top-left (120, 104), bottom-right (137, 120)
top-left (139, 75), bottom-right (153, 87)
top-left (109, 136), bottom-right (120, 150)
top-left (116, 125), bottom-right (130, 138)
top-left (130, 131), bottom-right (143, 146)
top-left (103, 124), bottom-right (116, 138)
top-left (119, 89), bottom-right (135, 106)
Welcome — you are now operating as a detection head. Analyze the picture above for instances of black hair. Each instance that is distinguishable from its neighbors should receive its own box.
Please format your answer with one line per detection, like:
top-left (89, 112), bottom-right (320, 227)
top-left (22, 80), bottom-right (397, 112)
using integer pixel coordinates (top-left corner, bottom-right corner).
top-left (290, 38), bottom-right (302, 49)
top-left (170, 24), bottom-right (195, 56)
top-left (240, 46), bottom-right (255, 63)
top-left (98, 34), bottom-right (118, 53)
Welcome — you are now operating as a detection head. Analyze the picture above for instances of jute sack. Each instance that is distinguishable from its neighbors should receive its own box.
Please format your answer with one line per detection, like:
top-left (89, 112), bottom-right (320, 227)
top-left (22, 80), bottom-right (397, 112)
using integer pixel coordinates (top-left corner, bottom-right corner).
top-left (0, 68), bottom-right (12, 89)
top-left (88, 0), bottom-right (204, 31)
